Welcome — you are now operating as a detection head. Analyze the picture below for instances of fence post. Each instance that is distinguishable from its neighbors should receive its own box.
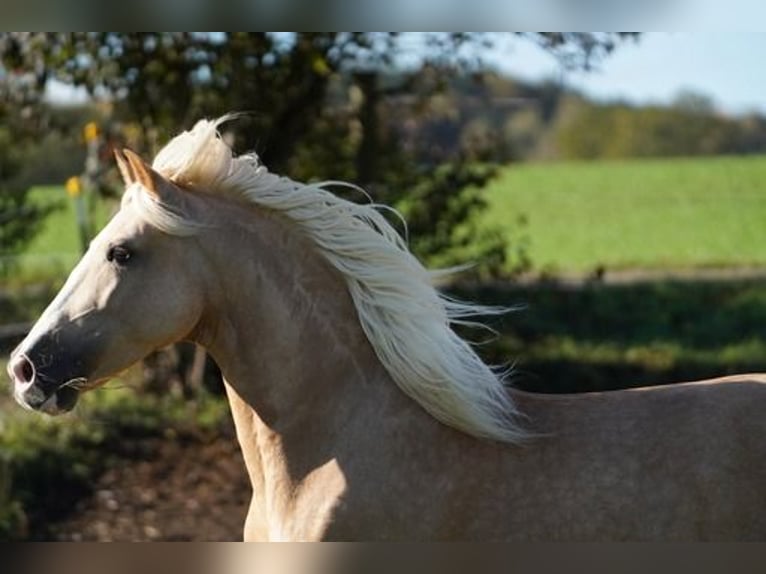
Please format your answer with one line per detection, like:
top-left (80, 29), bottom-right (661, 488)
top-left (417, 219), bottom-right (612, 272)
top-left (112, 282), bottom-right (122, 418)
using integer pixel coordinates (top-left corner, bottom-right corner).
top-left (66, 122), bottom-right (101, 254)
top-left (65, 176), bottom-right (88, 255)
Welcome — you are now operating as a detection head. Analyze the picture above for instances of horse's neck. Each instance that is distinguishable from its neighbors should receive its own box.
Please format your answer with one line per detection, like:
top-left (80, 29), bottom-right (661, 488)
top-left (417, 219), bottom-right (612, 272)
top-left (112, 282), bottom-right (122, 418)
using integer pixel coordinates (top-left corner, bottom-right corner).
top-left (192, 203), bottom-right (426, 535)
top-left (195, 203), bottom-right (395, 425)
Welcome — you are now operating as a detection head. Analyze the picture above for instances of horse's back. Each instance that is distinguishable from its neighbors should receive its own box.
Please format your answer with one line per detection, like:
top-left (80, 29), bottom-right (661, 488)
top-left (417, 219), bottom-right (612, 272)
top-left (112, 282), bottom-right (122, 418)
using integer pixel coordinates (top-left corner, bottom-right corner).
top-left (324, 374), bottom-right (766, 541)
top-left (474, 375), bottom-right (766, 541)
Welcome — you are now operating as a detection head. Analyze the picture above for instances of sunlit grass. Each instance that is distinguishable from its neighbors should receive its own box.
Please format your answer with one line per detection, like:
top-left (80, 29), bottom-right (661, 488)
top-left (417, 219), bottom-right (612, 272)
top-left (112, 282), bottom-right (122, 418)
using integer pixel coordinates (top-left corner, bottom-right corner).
top-left (5, 186), bottom-right (114, 287)
top-left (484, 155), bottom-right (766, 273)
top-left (13, 157), bottom-right (766, 282)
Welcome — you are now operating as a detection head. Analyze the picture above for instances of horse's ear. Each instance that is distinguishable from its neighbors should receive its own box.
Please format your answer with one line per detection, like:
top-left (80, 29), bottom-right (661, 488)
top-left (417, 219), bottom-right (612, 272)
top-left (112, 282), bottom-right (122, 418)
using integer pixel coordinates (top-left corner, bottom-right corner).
top-left (121, 148), bottom-right (164, 197)
top-left (114, 148), bottom-right (136, 186)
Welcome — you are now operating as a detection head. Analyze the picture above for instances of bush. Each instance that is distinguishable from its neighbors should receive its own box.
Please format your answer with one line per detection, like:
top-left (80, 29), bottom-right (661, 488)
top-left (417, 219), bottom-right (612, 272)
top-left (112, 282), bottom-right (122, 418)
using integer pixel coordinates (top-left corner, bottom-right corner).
top-left (0, 127), bottom-right (61, 277)
top-left (398, 162), bottom-right (529, 279)
top-left (0, 386), bottom-right (230, 540)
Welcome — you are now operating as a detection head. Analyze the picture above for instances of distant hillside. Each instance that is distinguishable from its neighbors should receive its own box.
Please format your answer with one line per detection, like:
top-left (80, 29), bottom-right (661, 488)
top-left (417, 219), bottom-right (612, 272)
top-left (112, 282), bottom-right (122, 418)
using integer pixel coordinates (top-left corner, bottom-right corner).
top-left (368, 69), bottom-right (766, 163)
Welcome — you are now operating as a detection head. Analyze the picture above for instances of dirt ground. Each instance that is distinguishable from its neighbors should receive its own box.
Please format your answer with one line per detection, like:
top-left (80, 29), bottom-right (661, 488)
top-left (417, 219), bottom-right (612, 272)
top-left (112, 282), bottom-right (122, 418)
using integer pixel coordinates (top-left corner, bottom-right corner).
top-left (46, 426), bottom-right (251, 542)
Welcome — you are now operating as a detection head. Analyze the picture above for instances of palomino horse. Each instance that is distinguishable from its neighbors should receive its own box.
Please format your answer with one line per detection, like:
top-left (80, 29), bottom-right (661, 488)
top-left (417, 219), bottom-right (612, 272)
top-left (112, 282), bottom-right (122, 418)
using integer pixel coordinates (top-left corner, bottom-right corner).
top-left (8, 118), bottom-right (766, 540)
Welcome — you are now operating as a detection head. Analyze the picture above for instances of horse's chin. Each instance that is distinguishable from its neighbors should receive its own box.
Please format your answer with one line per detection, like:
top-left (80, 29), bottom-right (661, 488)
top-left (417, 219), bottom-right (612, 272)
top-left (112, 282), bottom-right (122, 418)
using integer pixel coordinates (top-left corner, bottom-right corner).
top-left (39, 386), bottom-right (80, 416)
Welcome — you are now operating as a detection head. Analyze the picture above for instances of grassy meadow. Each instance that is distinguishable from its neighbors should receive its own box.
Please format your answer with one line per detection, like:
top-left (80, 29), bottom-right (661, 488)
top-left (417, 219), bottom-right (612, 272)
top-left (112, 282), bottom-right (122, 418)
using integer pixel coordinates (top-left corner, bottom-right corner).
top-left (473, 155), bottom-right (766, 390)
top-left (483, 155), bottom-right (766, 273)
top-left (5, 186), bottom-right (113, 286)
top-left (13, 155), bottom-right (766, 284)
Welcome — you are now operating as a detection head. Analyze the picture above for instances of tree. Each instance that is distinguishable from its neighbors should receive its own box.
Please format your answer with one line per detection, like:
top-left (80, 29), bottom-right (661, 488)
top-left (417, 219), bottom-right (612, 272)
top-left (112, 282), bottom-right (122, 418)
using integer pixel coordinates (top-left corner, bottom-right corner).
top-left (0, 122), bottom-right (59, 278)
top-left (1, 33), bottom-right (635, 161)
top-left (0, 33), bottom-right (635, 396)
top-left (0, 32), bottom-right (636, 273)
top-left (554, 97), bottom-right (750, 160)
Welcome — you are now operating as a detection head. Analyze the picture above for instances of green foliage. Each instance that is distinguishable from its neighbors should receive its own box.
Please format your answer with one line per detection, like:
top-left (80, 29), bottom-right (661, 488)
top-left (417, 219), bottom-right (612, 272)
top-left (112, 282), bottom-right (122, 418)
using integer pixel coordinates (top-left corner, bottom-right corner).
top-left (5, 186), bottom-right (112, 286)
top-left (0, 130), bottom-right (62, 277)
top-left (452, 277), bottom-right (766, 393)
top-left (482, 155), bottom-right (766, 273)
top-left (397, 163), bottom-right (526, 278)
top-left (0, 99), bottom-right (99, 282)
top-left (0, 387), bottom-right (230, 540)
top-left (0, 456), bottom-right (25, 539)
top-left (2, 33), bottom-right (399, 170)
top-left (0, 33), bottom-right (637, 273)
top-left (555, 95), bottom-right (757, 160)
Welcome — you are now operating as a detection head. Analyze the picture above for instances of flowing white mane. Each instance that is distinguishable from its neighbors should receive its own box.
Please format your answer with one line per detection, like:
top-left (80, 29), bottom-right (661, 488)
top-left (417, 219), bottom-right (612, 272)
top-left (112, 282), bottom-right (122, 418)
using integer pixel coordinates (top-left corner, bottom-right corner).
top-left (140, 116), bottom-right (526, 443)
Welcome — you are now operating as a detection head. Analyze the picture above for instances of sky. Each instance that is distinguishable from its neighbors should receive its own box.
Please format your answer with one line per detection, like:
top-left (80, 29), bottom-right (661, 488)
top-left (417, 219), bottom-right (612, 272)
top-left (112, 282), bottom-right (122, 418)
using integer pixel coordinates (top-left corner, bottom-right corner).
top-left (47, 33), bottom-right (766, 117)
top-left (491, 33), bottom-right (766, 116)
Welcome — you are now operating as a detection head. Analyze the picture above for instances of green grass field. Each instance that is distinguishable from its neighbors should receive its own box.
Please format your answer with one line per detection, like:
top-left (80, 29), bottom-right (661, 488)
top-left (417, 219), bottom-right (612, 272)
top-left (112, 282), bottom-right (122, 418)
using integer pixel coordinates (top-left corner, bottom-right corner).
top-left (8, 187), bottom-right (113, 284)
top-left (14, 155), bottom-right (766, 281)
top-left (483, 155), bottom-right (766, 273)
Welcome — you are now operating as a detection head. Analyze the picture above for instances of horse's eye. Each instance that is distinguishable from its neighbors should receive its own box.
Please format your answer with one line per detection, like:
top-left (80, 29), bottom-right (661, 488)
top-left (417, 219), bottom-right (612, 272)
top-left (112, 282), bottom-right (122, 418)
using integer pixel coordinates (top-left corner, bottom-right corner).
top-left (106, 245), bottom-right (132, 266)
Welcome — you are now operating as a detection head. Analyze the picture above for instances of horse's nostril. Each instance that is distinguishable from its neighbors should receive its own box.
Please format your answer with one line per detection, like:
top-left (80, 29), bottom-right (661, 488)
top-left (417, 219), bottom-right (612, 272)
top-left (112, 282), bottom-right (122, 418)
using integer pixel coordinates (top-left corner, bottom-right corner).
top-left (11, 355), bottom-right (35, 385)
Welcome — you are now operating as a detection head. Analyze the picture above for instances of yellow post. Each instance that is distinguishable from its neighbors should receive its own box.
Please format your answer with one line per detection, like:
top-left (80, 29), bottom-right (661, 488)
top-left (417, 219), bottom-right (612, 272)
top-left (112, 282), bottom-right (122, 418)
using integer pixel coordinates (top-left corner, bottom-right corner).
top-left (67, 121), bottom-right (101, 254)
top-left (83, 122), bottom-right (99, 144)
top-left (66, 176), bottom-right (89, 254)
top-left (65, 176), bottom-right (81, 198)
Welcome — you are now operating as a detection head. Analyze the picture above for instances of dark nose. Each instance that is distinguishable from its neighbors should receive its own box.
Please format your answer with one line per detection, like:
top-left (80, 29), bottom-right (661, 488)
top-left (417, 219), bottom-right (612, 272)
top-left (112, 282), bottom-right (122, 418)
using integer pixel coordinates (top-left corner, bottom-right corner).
top-left (9, 354), bottom-right (35, 385)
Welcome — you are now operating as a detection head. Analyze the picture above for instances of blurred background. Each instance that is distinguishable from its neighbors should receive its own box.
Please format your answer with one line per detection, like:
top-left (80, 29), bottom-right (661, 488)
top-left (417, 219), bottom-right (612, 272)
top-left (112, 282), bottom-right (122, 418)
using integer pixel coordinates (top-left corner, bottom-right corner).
top-left (1, 32), bottom-right (765, 540)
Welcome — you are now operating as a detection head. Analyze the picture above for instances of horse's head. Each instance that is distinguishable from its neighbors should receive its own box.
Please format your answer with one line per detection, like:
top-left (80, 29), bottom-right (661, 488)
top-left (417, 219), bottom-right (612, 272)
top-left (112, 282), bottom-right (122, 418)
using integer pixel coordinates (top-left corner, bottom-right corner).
top-left (8, 150), bottom-right (207, 414)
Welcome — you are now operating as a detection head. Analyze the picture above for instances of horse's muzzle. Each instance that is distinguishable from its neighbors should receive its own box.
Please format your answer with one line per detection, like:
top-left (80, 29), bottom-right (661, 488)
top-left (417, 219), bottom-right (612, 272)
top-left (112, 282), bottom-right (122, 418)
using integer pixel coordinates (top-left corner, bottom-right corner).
top-left (8, 352), bottom-right (81, 415)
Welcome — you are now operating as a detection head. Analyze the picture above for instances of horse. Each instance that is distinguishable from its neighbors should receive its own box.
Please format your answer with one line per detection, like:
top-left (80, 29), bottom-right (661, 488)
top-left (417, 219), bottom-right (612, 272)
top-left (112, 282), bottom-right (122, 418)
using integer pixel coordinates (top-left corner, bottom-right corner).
top-left (8, 117), bottom-right (766, 541)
